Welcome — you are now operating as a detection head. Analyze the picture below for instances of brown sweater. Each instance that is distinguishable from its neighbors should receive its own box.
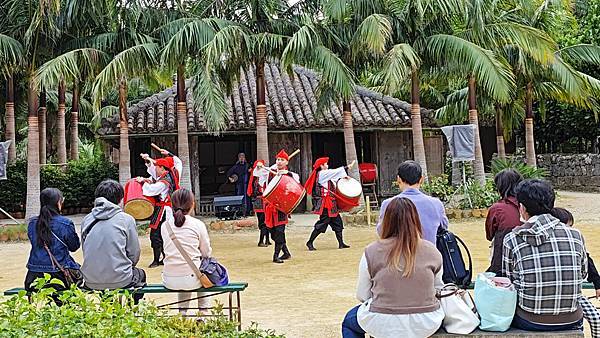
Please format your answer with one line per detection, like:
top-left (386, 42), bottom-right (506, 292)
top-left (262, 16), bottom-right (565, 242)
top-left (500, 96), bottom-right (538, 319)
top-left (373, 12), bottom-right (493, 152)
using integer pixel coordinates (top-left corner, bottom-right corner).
top-left (364, 238), bottom-right (442, 315)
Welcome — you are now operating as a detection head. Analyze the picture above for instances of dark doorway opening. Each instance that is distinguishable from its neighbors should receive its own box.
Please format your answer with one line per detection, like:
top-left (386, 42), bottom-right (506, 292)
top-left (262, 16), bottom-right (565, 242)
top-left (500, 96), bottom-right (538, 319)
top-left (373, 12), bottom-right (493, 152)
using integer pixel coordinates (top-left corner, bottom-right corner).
top-left (311, 132), bottom-right (374, 167)
top-left (198, 135), bottom-right (256, 196)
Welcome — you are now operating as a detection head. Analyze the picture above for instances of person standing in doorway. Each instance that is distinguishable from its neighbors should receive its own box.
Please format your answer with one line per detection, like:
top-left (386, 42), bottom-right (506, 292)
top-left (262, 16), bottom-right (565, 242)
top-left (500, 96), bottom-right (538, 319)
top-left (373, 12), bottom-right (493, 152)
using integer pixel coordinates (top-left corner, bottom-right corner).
top-left (226, 153), bottom-right (252, 216)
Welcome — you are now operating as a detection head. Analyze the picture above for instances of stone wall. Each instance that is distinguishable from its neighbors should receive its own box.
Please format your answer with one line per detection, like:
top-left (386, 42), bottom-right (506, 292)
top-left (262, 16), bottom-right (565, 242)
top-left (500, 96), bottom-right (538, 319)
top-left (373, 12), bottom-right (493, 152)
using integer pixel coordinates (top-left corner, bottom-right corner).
top-left (537, 154), bottom-right (600, 192)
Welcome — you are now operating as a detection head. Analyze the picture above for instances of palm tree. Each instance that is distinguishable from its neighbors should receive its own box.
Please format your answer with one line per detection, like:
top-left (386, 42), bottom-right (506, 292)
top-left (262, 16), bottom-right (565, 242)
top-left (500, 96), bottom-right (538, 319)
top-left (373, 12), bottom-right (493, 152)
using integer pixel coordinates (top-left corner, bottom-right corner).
top-left (281, 12), bottom-right (392, 182)
top-left (92, 43), bottom-right (160, 185)
top-left (0, 34), bottom-right (24, 163)
top-left (38, 89), bottom-right (47, 164)
top-left (57, 79), bottom-right (67, 164)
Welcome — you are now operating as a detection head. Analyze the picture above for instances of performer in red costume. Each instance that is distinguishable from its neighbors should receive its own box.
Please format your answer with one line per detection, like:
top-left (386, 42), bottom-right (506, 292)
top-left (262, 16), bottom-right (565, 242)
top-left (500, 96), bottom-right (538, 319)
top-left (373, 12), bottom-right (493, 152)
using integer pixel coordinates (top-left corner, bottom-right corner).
top-left (254, 149), bottom-right (300, 263)
top-left (137, 149), bottom-right (182, 268)
top-left (247, 160), bottom-right (271, 247)
top-left (304, 157), bottom-right (354, 250)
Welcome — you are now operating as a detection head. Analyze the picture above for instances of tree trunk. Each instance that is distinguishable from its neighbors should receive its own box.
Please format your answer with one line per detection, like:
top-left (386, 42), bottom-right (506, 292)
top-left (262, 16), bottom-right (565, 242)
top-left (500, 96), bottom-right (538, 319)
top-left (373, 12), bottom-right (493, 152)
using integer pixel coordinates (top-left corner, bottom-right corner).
top-left (38, 89), bottom-right (47, 165)
top-left (57, 79), bottom-right (67, 164)
top-left (467, 76), bottom-right (486, 186)
top-left (118, 78), bottom-right (131, 185)
top-left (410, 71), bottom-right (429, 181)
top-left (25, 79), bottom-right (41, 220)
top-left (255, 60), bottom-right (269, 164)
top-left (176, 64), bottom-right (192, 191)
top-left (342, 101), bottom-right (364, 209)
top-left (5, 75), bottom-right (17, 162)
top-left (495, 104), bottom-right (506, 160)
top-left (525, 82), bottom-right (536, 168)
top-left (70, 81), bottom-right (80, 160)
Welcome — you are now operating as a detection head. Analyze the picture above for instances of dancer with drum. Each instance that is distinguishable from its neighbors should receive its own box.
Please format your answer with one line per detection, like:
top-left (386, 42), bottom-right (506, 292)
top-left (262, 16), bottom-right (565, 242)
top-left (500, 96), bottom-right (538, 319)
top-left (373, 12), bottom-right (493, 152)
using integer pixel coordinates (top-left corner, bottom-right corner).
top-left (304, 158), bottom-right (355, 251)
top-left (247, 160), bottom-right (271, 247)
top-left (136, 146), bottom-right (182, 268)
top-left (254, 149), bottom-right (301, 263)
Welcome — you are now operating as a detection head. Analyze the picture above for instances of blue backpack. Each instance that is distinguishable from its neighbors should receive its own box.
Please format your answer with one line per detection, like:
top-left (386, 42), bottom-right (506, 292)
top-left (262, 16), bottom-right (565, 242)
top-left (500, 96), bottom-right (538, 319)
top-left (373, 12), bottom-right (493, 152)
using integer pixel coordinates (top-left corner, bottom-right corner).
top-left (436, 227), bottom-right (472, 289)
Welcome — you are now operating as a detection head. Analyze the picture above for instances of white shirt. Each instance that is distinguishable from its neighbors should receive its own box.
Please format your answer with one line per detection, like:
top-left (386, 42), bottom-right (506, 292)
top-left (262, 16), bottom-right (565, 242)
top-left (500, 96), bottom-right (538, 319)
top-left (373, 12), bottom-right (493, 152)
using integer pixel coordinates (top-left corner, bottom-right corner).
top-left (317, 167), bottom-right (347, 194)
top-left (142, 156), bottom-right (182, 200)
top-left (161, 214), bottom-right (212, 276)
top-left (355, 253), bottom-right (445, 338)
top-left (253, 164), bottom-right (300, 184)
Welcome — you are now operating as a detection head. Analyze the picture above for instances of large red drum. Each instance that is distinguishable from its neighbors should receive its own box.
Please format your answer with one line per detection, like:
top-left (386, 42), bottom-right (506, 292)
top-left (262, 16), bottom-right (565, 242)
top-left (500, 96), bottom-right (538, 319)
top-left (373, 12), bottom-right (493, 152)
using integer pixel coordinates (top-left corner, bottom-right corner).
top-left (359, 163), bottom-right (378, 184)
top-left (262, 175), bottom-right (306, 214)
top-left (335, 177), bottom-right (362, 212)
top-left (124, 179), bottom-right (154, 220)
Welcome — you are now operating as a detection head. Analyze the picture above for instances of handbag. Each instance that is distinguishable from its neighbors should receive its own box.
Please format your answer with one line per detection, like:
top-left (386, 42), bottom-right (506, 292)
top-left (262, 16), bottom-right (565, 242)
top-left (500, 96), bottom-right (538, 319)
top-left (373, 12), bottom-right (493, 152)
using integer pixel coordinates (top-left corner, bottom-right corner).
top-left (43, 243), bottom-right (83, 288)
top-left (437, 283), bottom-right (480, 334)
top-left (474, 273), bottom-right (516, 332)
top-left (164, 220), bottom-right (228, 288)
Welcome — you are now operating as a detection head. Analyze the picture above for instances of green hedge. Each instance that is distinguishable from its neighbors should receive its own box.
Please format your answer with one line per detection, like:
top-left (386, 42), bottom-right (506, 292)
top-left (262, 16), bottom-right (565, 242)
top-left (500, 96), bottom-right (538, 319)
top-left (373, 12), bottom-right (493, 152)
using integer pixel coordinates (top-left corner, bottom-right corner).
top-left (0, 158), bottom-right (118, 213)
top-left (0, 275), bottom-right (283, 337)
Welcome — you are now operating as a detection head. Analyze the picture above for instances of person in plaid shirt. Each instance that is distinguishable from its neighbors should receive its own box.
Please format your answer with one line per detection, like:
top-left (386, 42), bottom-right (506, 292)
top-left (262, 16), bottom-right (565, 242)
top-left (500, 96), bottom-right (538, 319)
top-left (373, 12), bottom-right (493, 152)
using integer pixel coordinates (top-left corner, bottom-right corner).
top-left (502, 179), bottom-right (587, 331)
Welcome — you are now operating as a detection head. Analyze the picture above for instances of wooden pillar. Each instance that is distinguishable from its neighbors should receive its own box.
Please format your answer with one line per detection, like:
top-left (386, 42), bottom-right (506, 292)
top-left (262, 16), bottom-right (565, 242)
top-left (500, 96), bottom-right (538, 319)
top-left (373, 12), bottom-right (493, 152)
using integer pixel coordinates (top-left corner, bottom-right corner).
top-left (301, 133), bottom-right (313, 211)
top-left (190, 135), bottom-right (201, 215)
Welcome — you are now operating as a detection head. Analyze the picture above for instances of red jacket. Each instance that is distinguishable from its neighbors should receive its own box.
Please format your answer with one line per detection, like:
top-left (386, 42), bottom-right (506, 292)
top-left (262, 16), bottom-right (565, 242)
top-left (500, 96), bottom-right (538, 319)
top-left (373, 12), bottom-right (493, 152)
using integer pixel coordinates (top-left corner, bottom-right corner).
top-left (485, 196), bottom-right (522, 274)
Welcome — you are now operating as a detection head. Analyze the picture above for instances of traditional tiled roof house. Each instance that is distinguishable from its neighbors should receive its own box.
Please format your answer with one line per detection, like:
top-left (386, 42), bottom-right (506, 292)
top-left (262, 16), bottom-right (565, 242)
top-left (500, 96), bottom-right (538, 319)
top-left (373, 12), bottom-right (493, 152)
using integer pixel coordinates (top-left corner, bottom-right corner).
top-left (98, 63), bottom-right (444, 213)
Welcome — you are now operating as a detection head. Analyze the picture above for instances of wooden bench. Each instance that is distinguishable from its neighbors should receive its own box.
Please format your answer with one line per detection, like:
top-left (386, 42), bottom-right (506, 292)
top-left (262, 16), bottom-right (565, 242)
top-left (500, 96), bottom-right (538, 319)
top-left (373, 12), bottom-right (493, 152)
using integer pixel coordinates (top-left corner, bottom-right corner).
top-left (465, 282), bottom-right (595, 290)
top-left (4, 282), bottom-right (248, 330)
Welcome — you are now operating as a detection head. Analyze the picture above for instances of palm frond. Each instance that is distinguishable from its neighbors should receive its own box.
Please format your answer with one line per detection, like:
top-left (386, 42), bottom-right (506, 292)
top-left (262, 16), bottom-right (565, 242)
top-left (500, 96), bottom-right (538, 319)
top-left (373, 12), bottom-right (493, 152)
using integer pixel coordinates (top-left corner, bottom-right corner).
top-left (427, 34), bottom-right (514, 103)
top-left (379, 43), bottom-right (421, 95)
top-left (92, 43), bottom-right (160, 108)
top-left (559, 44), bottom-right (600, 66)
top-left (35, 48), bottom-right (109, 89)
top-left (160, 18), bottom-right (218, 69)
top-left (0, 34), bottom-right (24, 72)
top-left (350, 14), bottom-right (392, 57)
top-left (191, 70), bottom-right (229, 133)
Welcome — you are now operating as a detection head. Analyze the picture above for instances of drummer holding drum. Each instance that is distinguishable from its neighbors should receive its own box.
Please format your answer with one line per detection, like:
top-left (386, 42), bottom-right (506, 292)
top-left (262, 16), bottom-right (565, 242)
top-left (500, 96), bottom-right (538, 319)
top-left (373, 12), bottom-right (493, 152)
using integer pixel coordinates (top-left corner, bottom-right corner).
top-left (304, 157), bottom-right (355, 251)
top-left (136, 147), bottom-right (182, 268)
top-left (254, 149), bottom-right (302, 264)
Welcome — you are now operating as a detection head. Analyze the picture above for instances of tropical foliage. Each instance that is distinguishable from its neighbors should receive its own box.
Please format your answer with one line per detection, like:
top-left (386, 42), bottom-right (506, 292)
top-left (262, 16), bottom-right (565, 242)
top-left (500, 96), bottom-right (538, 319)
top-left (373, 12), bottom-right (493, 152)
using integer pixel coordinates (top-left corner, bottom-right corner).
top-left (2, 0), bottom-right (600, 213)
top-left (0, 275), bottom-right (283, 337)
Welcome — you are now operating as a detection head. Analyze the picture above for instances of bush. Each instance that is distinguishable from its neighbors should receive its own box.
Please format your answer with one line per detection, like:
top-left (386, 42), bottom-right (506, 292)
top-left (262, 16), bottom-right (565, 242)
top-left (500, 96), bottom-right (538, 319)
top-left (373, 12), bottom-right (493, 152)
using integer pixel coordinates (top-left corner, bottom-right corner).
top-left (0, 158), bottom-right (118, 212)
top-left (0, 275), bottom-right (283, 337)
top-left (421, 175), bottom-right (456, 204)
top-left (490, 157), bottom-right (548, 180)
top-left (460, 179), bottom-right (500, 209)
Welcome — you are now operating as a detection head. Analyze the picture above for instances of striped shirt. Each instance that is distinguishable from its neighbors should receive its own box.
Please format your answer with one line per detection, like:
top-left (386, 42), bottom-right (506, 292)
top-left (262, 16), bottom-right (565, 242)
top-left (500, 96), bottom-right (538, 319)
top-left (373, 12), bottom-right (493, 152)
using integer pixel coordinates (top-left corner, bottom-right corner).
top-left (502, 214), bottom-right (587, 319)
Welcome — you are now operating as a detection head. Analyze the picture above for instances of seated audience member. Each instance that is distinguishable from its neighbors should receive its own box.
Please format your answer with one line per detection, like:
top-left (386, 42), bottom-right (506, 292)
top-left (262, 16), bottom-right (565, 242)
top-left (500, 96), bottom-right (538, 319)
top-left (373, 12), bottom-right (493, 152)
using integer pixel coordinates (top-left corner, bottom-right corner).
top-left (343, 197), bottom-right (444, 338)
top-left (485, 169), bottom-right (523, 274)
top-left (161, 188), bottom-right (212, 315)
top-left (80, 180), bottom-right (145, 301)
top-left (551, 207), bottom-right (600, 338)
top-left (503, 179), bottom-right (586, 331)
top-left (25, 188), bottom-right (81, 292)
top-left (376, 161), bottom-right (448, 244)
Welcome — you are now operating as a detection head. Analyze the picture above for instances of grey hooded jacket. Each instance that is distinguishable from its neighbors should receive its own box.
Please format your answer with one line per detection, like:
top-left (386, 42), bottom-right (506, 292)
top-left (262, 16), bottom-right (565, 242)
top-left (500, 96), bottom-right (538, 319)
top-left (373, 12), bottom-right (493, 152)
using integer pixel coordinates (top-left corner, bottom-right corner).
top-left (80, 197), bottom-right (141, 290)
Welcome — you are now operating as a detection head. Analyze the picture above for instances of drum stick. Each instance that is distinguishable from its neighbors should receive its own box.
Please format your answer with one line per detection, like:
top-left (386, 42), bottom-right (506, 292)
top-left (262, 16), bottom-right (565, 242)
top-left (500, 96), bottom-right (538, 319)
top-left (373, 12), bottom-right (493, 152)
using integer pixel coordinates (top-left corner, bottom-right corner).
top-left (151, 143), bottom-right (175, 156)
top-left (288, 149), bottom-right (300, 160)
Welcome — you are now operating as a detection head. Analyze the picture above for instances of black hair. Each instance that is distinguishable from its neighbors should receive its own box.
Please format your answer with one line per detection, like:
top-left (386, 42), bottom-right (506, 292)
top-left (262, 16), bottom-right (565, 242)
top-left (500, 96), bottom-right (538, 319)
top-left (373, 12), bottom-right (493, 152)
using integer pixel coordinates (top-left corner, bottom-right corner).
top-left (397, 161), bottom-right (422, 186)
top-left (551, 207), bottom-right (574, 225)
top-left (171, 188), bottom-right (194, 227)
top-left (36, 188), bottom-right (63, 246)
top-left (494, 169), bottom-right (523, 199)
top-left (95, 179), bottom-right (124, 205)
top-left (515, 179), bottom-right (555, 216)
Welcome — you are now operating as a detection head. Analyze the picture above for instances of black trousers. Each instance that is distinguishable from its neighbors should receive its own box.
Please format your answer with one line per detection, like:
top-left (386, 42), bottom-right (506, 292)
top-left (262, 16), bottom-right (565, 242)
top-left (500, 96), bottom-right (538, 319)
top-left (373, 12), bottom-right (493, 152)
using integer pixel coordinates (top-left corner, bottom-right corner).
top-left (150, 223), bottom-right (163, 250)
top-left (257, 212), bottom-right (269, 242)
top-left (270, 225), bottom-right (289, 258)
top-left (313, 210), bottom-right (344, 234)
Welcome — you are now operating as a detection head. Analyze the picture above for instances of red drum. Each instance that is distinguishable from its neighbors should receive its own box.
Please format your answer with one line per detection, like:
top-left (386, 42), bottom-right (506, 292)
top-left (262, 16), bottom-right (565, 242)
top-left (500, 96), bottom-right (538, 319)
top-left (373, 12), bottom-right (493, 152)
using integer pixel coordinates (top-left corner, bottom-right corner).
top-left (262, 175), bottom-right (306, 214)
top-left (359, 163), bottom-right (378, 184)
top-left (335, 177), bottom-right (362, 212)
top-left (124, 179), bottom-right (154, 220)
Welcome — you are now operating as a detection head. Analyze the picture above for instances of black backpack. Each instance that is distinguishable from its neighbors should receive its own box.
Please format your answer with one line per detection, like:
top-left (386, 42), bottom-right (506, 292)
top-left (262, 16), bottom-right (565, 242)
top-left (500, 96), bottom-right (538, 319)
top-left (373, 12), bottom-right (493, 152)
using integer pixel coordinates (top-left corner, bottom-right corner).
top-left (436, 226), bottom-right (472, 289)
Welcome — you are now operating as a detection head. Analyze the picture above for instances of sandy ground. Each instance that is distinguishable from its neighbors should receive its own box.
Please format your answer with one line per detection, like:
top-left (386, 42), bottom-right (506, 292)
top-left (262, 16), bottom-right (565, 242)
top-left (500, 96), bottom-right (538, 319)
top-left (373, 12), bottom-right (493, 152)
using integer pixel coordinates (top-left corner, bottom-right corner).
top-left (1, 190), bottom-right (599, 337)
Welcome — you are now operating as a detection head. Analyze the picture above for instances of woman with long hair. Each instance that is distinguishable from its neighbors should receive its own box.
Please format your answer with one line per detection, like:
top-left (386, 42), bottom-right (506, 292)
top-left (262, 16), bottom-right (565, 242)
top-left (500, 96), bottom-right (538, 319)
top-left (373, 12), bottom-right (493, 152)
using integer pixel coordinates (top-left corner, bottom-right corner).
top-left (25, 188), bottom-right (81, 291)
top-left (161, 188), bottom-right (212, 315)
top-left (342, 197), bottom-right (444, 338)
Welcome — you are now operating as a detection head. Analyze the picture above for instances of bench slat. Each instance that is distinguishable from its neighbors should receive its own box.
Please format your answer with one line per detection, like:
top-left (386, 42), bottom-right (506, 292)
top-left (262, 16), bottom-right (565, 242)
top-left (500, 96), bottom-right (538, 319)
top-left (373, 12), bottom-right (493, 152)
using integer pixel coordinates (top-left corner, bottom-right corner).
top-left (3, 282), bottom-right (248, 296)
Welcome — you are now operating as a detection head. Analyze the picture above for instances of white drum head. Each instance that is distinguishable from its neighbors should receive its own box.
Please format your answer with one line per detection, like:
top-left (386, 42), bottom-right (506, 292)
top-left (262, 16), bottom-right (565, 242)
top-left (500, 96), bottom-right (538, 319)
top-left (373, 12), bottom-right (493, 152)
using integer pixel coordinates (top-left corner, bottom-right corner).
top-left (263, 174), bottom-right (282, 198)
top-left (337, 177), bottom-right (362, 197)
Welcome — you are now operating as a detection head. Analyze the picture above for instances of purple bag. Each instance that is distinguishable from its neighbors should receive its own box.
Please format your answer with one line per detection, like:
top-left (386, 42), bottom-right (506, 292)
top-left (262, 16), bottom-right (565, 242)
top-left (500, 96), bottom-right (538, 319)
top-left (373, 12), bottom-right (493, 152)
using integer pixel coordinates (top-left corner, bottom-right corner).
top-left (199, 257), bottom-right (229, 286)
